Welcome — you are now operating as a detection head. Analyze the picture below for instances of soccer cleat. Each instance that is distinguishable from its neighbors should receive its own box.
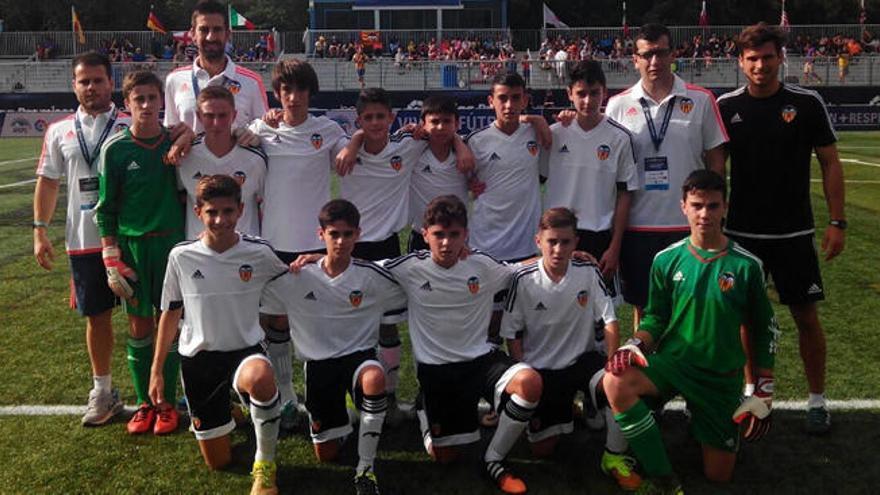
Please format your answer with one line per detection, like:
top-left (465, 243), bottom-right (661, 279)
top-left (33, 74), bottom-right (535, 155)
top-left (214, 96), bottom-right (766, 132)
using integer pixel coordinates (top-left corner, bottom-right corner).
top-left (600, 450), bottom-right (643, 491)
top-left (635, 476), bottom-right (683, 495)
top-left (354, 469), bottom-right (380, 495)
top-left (280, 400), bottom-right (300, 432)
top-left (82, 388), bottom-right (124, 427)
top-left (153, 405), bottom-right (179, 435)
top-left (250, 460), bottom-right (278, 495)
top-left (127, 403), bottom-right (156, 435)
top-left (805, 406), bottom-right (831, 435)
top-left (486, 461), bottom-right (527, 495)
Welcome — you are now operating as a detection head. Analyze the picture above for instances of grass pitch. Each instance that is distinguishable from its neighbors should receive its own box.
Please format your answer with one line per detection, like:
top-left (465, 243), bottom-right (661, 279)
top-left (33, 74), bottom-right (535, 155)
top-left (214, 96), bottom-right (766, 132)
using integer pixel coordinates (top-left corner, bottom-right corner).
top-left (0, 133), bottom-right (878, 494)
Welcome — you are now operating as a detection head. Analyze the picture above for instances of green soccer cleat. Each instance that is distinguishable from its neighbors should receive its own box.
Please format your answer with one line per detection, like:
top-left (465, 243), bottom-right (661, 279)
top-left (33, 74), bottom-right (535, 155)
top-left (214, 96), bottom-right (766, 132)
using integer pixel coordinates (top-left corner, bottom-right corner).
top-left (805, 406), bottom-right (831, 435)
top-left (354, 469), bottom-right (380, 495)
top-left (600, 450), bottom-right (643, 491)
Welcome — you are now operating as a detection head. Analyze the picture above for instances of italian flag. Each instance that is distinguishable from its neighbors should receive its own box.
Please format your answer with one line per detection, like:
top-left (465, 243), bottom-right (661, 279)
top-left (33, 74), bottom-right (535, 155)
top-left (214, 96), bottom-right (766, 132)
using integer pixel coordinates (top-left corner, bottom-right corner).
top-left (229, 5), bottom-right (255, 30)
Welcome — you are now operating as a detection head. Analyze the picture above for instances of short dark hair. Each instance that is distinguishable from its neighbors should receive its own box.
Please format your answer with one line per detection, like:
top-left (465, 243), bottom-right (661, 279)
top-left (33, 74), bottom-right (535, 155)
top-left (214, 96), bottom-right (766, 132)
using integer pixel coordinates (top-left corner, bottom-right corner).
top-left (72, 51), bottom-right (112, 79)
top-left (122, 70), bottom-right (163, 101)
top-left (637, 23), bottom-right (672, 45)
top-left (197, 85), bottom-right (235, 109)
top-left (539, 207), bottom-right (578, 232)
top-left (356, 87), bottom-right (392, 115)
top-left (196, 174), bottom-right (241, 206)
top-left (681, 169), bottom-right (726, 201)
top-left (737, 23), bottom-right (786, 54)
top-left (318, 199), bottom-right (360, 229)
top-left (271, 58), bottom-right (319, 95)
top-left (421, 94), bottom-right (459, 120)
top-left (192, 0), bottom-right (228, 28)
top-left (423, 195), bottom-right (468, 229)
top-left (568, 60), bottom-right (606, 88)
top-left (490, 71), bottom-right (526, 93)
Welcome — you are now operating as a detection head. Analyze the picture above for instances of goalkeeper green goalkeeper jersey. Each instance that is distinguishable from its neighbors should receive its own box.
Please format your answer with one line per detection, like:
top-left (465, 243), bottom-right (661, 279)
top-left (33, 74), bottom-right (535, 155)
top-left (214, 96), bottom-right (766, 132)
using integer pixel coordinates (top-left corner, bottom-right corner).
top-left (640, 237), bottom-right (779, 372)
top-left (96, 128), bottom-right (183, 238)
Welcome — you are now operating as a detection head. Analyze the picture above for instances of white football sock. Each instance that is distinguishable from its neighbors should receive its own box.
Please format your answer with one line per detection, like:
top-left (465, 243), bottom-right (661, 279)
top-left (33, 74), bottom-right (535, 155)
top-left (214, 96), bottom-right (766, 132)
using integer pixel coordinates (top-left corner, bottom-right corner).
top-left (604, 407), bottom-right (629, 453)
top-left (93, 374), bottom-right (111, 394)
top-left (356, 393), bottom-right (387, 474)
top-left (484, 394), bottom-right (536, 463)
top-left (266, 328), bottom-right (296, 407)
top-left (250, 391), bottom-right (281, 462)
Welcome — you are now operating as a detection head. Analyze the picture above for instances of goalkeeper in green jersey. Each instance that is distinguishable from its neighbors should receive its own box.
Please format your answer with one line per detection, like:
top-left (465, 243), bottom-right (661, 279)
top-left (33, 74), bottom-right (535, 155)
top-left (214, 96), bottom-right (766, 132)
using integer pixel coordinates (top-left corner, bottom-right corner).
top-left (602, 170), bottom-right (780, 491)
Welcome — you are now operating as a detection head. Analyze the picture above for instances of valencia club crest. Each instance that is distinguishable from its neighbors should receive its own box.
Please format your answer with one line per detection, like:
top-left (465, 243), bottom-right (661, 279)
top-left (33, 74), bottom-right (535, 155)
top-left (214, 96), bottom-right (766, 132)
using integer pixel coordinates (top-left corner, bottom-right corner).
top-left (596, 144), bottom-right (611, 161)
top-left (311, 133), bottom-right (323, 149)
top-left (467, 276), bottom-right (480, 294)
top-left (717, 272), bottom-right (735, 292)
top-left (577, 290), bottom-right (589, 307)
top-left (239, 264), bottom-right (253, 282)
top-left (349, 290), bottom-right (363, 307)
top-left (679, 97), bottom-right (694, 114)
top-left (390, 155), bottom-right (403, 171)
top-left (527, 141), bottom-right (539, 156)
top-left (781, 105), bottom-right (797, 123)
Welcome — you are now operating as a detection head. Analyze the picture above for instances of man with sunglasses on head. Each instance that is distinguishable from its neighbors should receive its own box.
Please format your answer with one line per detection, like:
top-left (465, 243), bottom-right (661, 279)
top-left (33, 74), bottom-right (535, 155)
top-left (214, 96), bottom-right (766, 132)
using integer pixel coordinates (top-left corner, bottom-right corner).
top-left (605, 23), bottom-right (728, 330)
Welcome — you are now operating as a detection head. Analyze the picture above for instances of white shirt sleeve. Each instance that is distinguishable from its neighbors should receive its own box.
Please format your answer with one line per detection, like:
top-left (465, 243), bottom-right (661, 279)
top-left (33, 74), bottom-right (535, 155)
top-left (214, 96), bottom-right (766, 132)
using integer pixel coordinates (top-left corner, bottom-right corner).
top-left (499, 278), bottom-right (525, 340)
top-left (36, 125), bottom-right (63, 179)
top-left (261, 273), bottom-right (291, 316)
top-left (590, 267), bottom-right (617, 324)
top-left (701, 93), bottom-right (728, 151)
top-left (160, 252), bottom-right (183, 311)
top-left (163, 77), bottom-right (180, 127)
top-left (616, 133), bottom-right (639, 191)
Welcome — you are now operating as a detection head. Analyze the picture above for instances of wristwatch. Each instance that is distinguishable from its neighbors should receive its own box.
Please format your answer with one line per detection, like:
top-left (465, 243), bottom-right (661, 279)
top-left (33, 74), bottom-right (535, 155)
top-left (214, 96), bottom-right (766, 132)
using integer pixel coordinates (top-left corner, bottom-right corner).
top-left (829, 219), bottom-right (847, 230)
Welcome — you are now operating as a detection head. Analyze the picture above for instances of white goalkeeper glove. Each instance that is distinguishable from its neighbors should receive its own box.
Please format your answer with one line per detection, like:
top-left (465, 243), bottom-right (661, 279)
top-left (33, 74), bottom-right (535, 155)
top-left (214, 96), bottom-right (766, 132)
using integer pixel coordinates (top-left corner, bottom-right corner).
top-left (605, 338), bottom-right (649, 376)
top-left (733, 375), bottom-right (773, 441)
top-left (102, 245), bottom-right (138, 301)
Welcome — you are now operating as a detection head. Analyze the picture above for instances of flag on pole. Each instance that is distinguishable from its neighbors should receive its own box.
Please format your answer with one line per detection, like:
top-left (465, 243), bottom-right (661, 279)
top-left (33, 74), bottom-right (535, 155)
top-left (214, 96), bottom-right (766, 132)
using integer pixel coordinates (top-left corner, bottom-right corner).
top-left (859, 0), bottom-right (868, 24)
top-left (71, 6), bottom-right (86, 45)
top-left (780, 0), bottom-right (791, 32)
top-left (147, 6), bottom-right (167, 34)
top-left (229, 5), bottom-right (256, 30)
top-left (267, 28), bottom-right (277, 54)
top-left (542, 3), bottom-right (568, 28)
top-left (699, 1), bottom-right (710, 27)
top-left (622, 1), bottom-right (629, 38)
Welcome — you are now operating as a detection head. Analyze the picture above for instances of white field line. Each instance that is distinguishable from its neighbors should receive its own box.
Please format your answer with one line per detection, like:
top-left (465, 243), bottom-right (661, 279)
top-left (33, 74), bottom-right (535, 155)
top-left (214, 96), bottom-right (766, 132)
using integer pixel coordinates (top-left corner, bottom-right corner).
top-left (810, 178), bottom-right (880, 184)
top-left (0, 157), bottom-right (36, 167)
top-left (841, 158), bottom-right (880, 168)
top-left (0, 178), bottom-right (36, 189)
top-left (2, 399), bottom-right (879, 417)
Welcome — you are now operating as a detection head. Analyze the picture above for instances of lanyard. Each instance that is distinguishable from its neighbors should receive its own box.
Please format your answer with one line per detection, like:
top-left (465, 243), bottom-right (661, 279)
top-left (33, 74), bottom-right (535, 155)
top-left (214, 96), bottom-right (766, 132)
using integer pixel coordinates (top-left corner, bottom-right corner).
top-left (75, 107), bottom-right (117, 169)
top-left (191, 68), bottom-right (202, 99)
top-left (639, 96), bottom-right (676, 153)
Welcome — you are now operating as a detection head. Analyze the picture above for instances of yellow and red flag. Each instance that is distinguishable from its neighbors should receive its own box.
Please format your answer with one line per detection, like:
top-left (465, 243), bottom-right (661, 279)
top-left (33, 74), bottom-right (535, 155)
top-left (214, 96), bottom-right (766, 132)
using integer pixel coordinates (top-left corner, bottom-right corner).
top-left (147, 7), bottom-right (167, 34)
top-left (71, 6), bottom-right (86, 45)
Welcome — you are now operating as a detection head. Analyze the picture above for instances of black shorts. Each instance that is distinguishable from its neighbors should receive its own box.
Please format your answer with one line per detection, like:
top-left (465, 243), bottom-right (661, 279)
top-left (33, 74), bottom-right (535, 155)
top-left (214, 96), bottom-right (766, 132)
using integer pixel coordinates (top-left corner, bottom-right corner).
top-left (180, 344), bottom-right (267, 440)
top-left (408, 230), bottom-right (428, 253)
top-left (69, 252), bottom-right (116, 317)
top-left (576, 229), bottom-right (621, 300)
top-left (274, 248), bottom-right (327, 265)
top-left (727, 234), bottom-right (824, 305)
top-left (528, 351), bottom-right (606, 442)
top-left (353, 232), bottom-right (401, 262)
top-left (620, 230), bottom-right (688, 307)
top-left (304, 348), bottom-right (381, 443)
top-left (416, 350), bottom-right (530, 447)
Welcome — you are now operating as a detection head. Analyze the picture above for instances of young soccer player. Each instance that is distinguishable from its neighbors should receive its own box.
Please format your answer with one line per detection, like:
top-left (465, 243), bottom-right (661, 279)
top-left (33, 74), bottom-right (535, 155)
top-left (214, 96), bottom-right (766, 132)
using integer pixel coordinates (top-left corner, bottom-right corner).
top-left (408, 95), bottom-right (470, 253)
top-left (95, 70), bottom-right (186, 435)
top-left (150, 175), bottom-right (284, 495)
top-left (383, 195), bottom-right (543, 495)
top-left (603, 170), bottom-right (780, 491)
top-left (500, 207), bottom-right (641, 491)
top-left (249, 58), bottom-right (349, 430)
top-left (178, 86), bottom-right (267, 240)
top-left (262, 199), bottom-right (406, 495)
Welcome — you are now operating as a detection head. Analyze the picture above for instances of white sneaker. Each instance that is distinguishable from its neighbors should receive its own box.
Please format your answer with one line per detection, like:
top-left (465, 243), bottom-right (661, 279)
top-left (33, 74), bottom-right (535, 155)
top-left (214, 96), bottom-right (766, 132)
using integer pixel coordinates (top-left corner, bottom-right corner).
top-left (82, 388), bottom-right (123, 426)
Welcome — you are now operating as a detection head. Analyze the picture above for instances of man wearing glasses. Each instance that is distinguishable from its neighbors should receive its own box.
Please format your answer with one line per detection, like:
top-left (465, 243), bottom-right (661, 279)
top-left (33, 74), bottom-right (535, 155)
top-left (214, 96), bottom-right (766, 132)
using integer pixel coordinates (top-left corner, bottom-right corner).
top-left (605, 24), bottom-right (728, 329)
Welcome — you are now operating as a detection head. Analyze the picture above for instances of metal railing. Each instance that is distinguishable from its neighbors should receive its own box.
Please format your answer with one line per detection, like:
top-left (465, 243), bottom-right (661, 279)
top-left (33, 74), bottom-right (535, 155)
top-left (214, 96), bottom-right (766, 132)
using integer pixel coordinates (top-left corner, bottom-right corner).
top-left (1, 55), bottom-right (876, 93)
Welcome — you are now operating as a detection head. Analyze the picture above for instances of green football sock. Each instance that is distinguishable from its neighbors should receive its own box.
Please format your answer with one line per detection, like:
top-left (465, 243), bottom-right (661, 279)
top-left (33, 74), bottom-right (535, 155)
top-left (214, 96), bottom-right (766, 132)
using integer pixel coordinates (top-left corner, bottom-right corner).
top-left (126, 336), bottom-right (154, 405)
top-left (162, 341), bottom-right (180, 404)
top-left (614, 400), bottom-right (673, 477)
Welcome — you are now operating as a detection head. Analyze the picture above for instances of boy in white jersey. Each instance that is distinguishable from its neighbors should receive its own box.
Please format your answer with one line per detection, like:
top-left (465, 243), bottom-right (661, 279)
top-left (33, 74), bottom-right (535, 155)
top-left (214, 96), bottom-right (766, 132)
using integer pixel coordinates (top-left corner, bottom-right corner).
top-left (262, 199), bottom-right (406, 495)
top-left (383, 195), bottom-right (543, 495)
top-left (500, 207), bottom-right (641, 492)
top-left (408, 95), bottom-right (470, 253)
top-left (150, 175), bottom-right (284, 495)
top-left (249, 58), bottom-right (348, 430)
top-left (178, 86), bottom-right (267, 239)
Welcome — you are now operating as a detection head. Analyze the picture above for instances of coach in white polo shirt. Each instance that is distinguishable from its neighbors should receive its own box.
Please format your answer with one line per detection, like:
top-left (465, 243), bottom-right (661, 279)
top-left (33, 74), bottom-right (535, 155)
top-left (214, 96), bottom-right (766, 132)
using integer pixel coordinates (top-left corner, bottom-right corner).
top-left (164, 0), bottom-right (268, 133)
top-left (605, 23), bottom-right (727, 323)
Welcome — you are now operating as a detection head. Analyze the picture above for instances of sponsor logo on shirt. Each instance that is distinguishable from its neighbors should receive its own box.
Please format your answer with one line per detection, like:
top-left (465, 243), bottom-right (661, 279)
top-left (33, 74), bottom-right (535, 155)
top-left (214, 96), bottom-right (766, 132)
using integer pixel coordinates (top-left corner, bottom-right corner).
top-left (679, 97), bottom-right (695, 114)
top-left (559, 144), bottom-right (569, 153)
top-left (349, 290), bottom-right (363, 307)
top-left (192, 171), bottom-right (203, 180)
top-left (422, 165), bottom-right (432, 173)
top-left (781, 104), bottom-right (798, 123)
top-left (127, 161), bottom-right (141, 171)
top-left (420, 281), bottom-right (433, 291)
top-left (180, 82), bottom-right (190, 92)
top-left (467, 276), bottom-right (480, 294)
top-left (717, 272), bottom-right (736, 292)
top-left (65, 130), bottom-right (76, 141)
top-left (673, 271), bottom-right (685, 282)
top-left (304, 291), bottom-right (317, 301)
top-left (239, 264), bottom-right (253, 282)
top-left (577, 290), bottom-right (589, 307)
top-left (527, 140), bottom-right (539, 156)
top-left (310, 133), bottom-right (323, 149)
top-left (596, 144), bottom-right (611, 161)
top-left (534, 302), bottom-right (547, 311)
top-left (730, 113), bottom-right (743, 124)
top-left (625, 107), bottom-right (639, 117)
top-left (489, 152), bottom-right (501, 161)
top-left (807, 283), bottom-right (823, 295)
top-left (271, 134), bottom-right (282, 144)
top-left (233, 171), bottom-right (247, 185)
top-left (192, 269), bottom-right (205, 279)
top-left (390, 155), bottom-right (403, 171)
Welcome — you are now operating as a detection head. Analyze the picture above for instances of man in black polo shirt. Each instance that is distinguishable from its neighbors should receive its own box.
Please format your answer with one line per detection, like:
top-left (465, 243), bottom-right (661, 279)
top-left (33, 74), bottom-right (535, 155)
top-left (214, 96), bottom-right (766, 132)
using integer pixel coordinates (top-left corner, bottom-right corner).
top-left (717, 23), bottom-right (846, 435)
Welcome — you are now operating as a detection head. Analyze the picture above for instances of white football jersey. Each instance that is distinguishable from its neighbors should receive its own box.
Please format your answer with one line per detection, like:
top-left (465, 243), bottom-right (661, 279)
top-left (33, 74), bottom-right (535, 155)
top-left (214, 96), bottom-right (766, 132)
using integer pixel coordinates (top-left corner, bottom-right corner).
top-left (249, 115), bottom-right (348, 252)
top-left (500, 260), bottom-right (616, 370)
top-left (36, 104), bottom-right (131, 254)
top-left (164, 56), bottom-right (269, 133)
top-left (466, 122), bottom-right (542, 260)
top-left (261, 258), bottom-right (406, 361)
top-left (605, 75), bottom-right (728, 231)
top-left (177, 140), bottom-right (267, 239)
top-left (542, 117), bottom-right (639, 231)
top-left (160, 235), bottom-right (289, 357)
top-left (339, 133), bottom-right (427, 242)
top-left (409, 149), bottom-right (469, 231)
top-left (383, 251), bottom-right (516, 365)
